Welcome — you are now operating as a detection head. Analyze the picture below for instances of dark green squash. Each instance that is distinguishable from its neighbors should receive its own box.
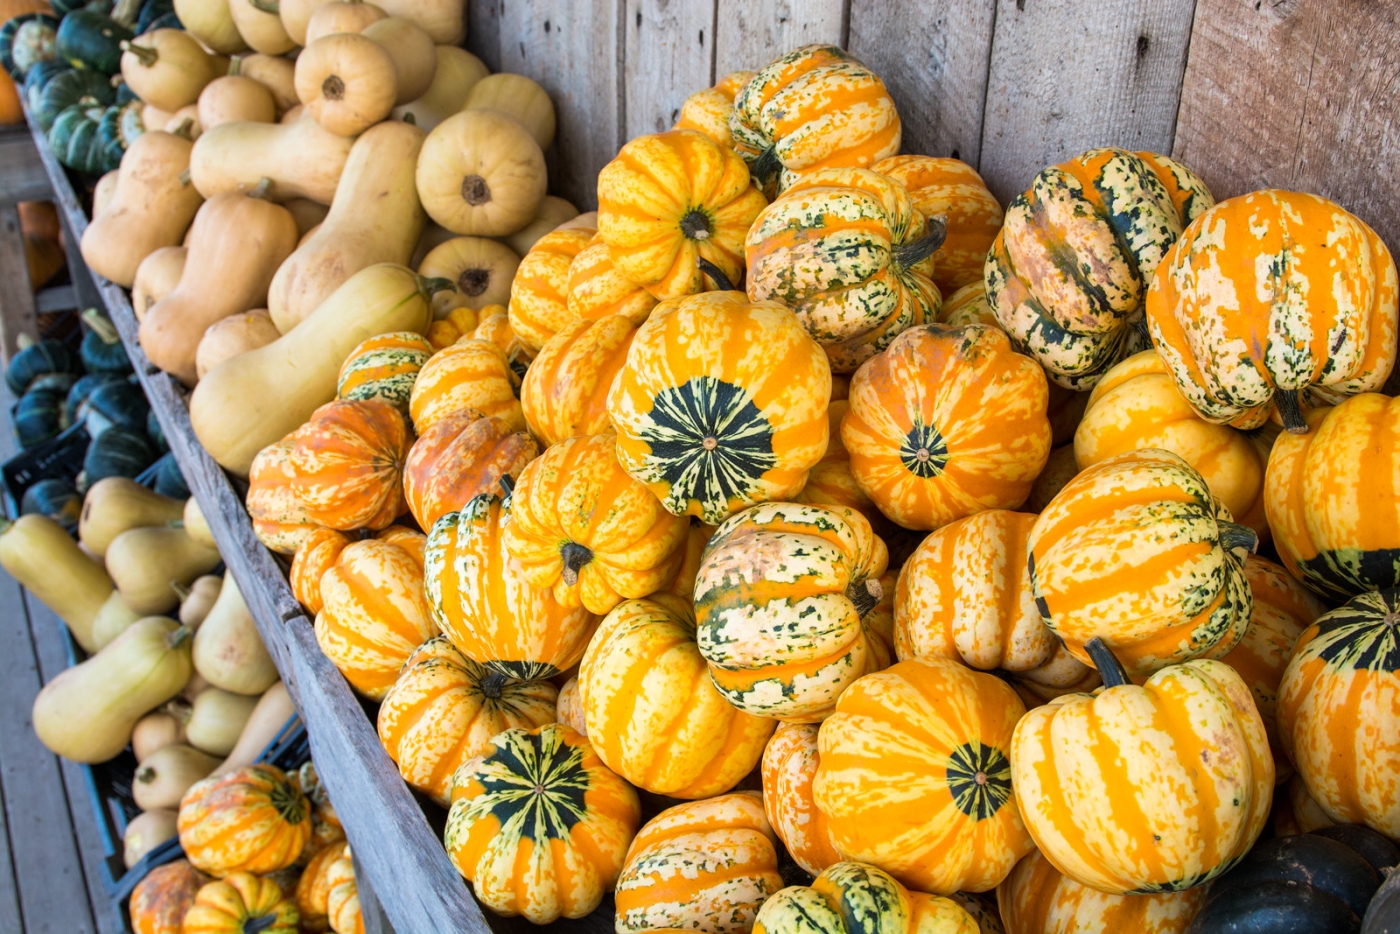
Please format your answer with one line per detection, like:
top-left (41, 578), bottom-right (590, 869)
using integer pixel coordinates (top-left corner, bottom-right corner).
top-left (0, 12), bottom-right (60, 79)
top-left (49, 0), bottom-right (114, 15)
top-left (1190, 881), bottom-right (1362, 934)
top-left (150, 450), bottom-right (188, 499)
top-left (55, 9), bottom-right (131, 73)
top-left (82, 378), bottom-right (147, 436)
top-left (1364, 869), bottom-right (1400, 933)
top-left (47, 100), bottom-right (118, 173)
top-left (26, 371), bottom-right (79, 396)
top-left (20, 477), bottom-right (83, 526)
top-left (23, 57), bottom-right (69, 111)
top-left (65, 372), bottom-right (122, 422)
top-left (133, 0), bottom-right (173, 33)
top-left (145, 406), bottom-right (166, 453)
top-left (14, 387), bottom-right (71, 448)
top-left (94, 98), bottom-right (140, 168)
top-left (33, 64), bottom-right (112, 129)
top-left (139, 8), bottom-right (177, 30)
top-left (79, 310), bottom-right (132, 375)
top-left (6, 337), bottom-right (82, 395)
top-left (82, 424), bottom-right (154, 485)
top-left (1313, 826), bottom-right (1400, 875)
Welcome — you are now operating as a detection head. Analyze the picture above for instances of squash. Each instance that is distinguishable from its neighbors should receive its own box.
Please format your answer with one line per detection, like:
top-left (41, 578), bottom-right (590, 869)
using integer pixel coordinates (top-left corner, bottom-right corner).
top-left (179, 574), bottom-right (222, 626)
top-left (359, 16), bottom-right (433, 104)
top-left (556, 676), bottom-right (586, 735)
top-left (226, 0), bottom-right (293, 54)
top-left (608, 291), bottom-right (832, 523)
top-left (565, 233), bottom-right (657, 324)
top-left (416, 109), bottom-right (546, 237)
top-left (133, 742), bottom-right (221, 810)
top-left (243, 439), bottom-right (316, 554)
top-left (196, 74), bottom-right (275, 129)
top-left (79, 476), bottom-right (185, 556)
top-left (82, 424), bottom-right (156, 484)
top-left (189, 117), bottom-right (354, 205)
top-left (290, 528), bottom-right (350, 615)
top-left (673, 69), bottom-right (754, 149)
top-left (33, 66), bottom-right (113, 132)
top-left (267, 120), bottom-right (427, 333)
top-left (444, 723), bottom-right (639, 924)
top-left (179, 763), bottom-right (310, 875)
top-left (368, 0), bottom-right (460, 43)
top-left (0, 11), bottom-right (58, 80)
top-left (13, 386), bottom-right (69, 448)
top-left (5, 337), bottom-right (79, 394)
top-left (335, 331), bottom-right (431, 414)
top-left (303, 0), bottom-right (386, 43)
top-left (462, 71), bottom-right (554, 149)
top-left (211, 681), bottom-right (295, 775)
top-left (506, 226), bottom-right (594, 352)
top-left (20, 478), bottom-right (82, 526)
top-left (105, 526), bottom-right (221, 615)
top-left (182, 871), bottom-right (299, 934)
top-left (80, 311), bottom-right (131, 377)
top-left (128, 860), bottom-right (208, 934)
top-left (294, 31), bottom-right (395, 137)
top-left (173, 0), bottom-right (247, 54)
top-left (81, 380), bottom-right (150, 439)
top-left (792, 400), bottom-right (886, 531)
top-left (119, 29), bottom-right (224, 113)
top-left (133, 707), bottom-right (189, 762)
top-left (193, 574), bottom-right (277, 696)
top-left (377, 635), bottom-right (557, 806)
top-left (418, 236), bottom-right (519, 316)
top-left (277, 398), bottom-right (410, 531)
top-left (80, 129), bottom-right (201, 288)
top-left (296, 841), bottom-right (345, 933)
top-left (579, 593), bottom-right (775, 797)
top-left (468, 308), bottom-right (535, 383)
top-left (234, 51), bottom-right (296, 115)
top-left (393, 44), bottom-right (486, 132)
top-left (190, 264), bottom-right (439, 476)
top-left (92, 165), bottom-right (121, 214)
top-left (408, 337), bottom-right (524, 435)
top-left (501, 194), bottom-right (579, 257)
top-left (754, 861), bottom-right (979, 934)
top-left (195, 308), bottom-right (279, 379)
top-left (761, 722), bottom-right (840, 876)
top-left (402, 411), bottom-right (536, 531)
top-left (132, 246), bottom-right (187, 322)
top-left (123, 808), bottom-right (179, 868)
top-left (0, 513), bottom-right (120, 653)
top-left (521, 314), bottom-right (637, 448)
top-left (282, 197), bottom-right (330, 237)
top-left (998, 848), bottom-right (1208, 934)
top-left (615, 792), bottom-right (782, 934)
top-left (32, 616), bottom-right (192, 763)
top-left (54, 9), bottom-right (130, 72)
top-left (185, 686), bottom-right (259, 756)
top-left (323, 848), bottom-right (363, 934)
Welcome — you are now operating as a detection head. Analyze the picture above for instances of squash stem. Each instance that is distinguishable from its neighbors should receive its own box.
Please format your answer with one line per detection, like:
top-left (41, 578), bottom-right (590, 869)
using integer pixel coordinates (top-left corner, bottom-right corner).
top-left (171, 118), bottom-right (194, 141)
top-left (111, 0), bottom-right (142, 27)
top-left (480, 672), bottom-right (508, 699)
top-left (416, 276), bottom-right (454, 302)
top-left (497, 474), bottom-right (515, 499)
top-left (697, 257), bottom-right (734, 292)
top-left (751, 147), bottom-right (781, 190)
top-left (1132, 314), bottom-right (1151, 344)
top-left (1275, 389), bottom-right (1309, 434)
top-left (178, 168), bottom-right (191, 186)
top-left (845, 577), bottom-right (883, 618)
top-left (134, 765), bottom-right (155, 784)
top-left (119, 41), bottom-right (157, 68)
top-left (168, 519), bottom-right (185, 529)
top-left (680, 209), bottom-right (712, 240)
top-left (243, 913), bottom-right (280, 934)
top-left (247, 177), bottom-right (273, 201)
top-left (559, 542), bottom-right (593, 587)
top-left (1084, 637), bottom-right (1129, 688)
top-left (167, 625), bottom-right (194, 649)
top-left (893, 216), bottom-right (948, 269)
top-left (81, 308), bottom-right (120, 345)
top-left (1218, 521), bottom-right (1258, 556)
top-left (228, 55), bottom-right (242, 77)
top-left (164, 697), bottom-right (192, 723)
top-left (169, 580), bottom-right (191, 602)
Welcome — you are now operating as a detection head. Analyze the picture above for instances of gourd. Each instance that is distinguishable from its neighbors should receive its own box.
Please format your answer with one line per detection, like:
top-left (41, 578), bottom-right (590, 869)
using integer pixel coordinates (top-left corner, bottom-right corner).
top-left (80, 310), bottom-right (131, 377)
top-left (226, 0), bottom-right (293, 54)
top-left (0, 12), bottom-right (58, 80)
top-left (402, 411), bottom-right (536, 531)
top-left (191, 574), bottom-right (275, 695)
top-left (415, 109), bottom-right (546, 237)
top-left (132, 246), bottom-right (186, 321)
top-left (418, 236), bottom-right (519, 316)
top-left (190, 117), bottom-right (354, 205)
top-left (303, 0), bottom-right (386, 43)
top-left (761, 722), bottom-right (840, 876)
top-left (463, 72), bottom-right (554, 149)
top-left (296, 841), bottom-right (345, 932)
top-left (132, 707), bottom-right (189, 761)
top-left (179, 764), bottom-right (311, 875)
top-left (212, 681), bottom-right (295, 775)
top-left (173, 0), bottom-right (247, 54)
top-left (140, 187), bottom-right (298, 385)
top-left (123, 809), bottom-right (178, 868)
top-left (196, 74), bottom-right (275, 128)
top-left (189, 263), bottom-right (439, 475)
top-left (267, 120), bottom-right (426, 333)
top-left (371, 0), bottom-right (462, 43)
top-left (80, 130), bottom-right (202, 288)
top-left (244, 439), bottom-right (319, 553)
top-left (182, 499), bottom-right (218, 551)
top-left (132, 743), bottom-right (222, 810)
top-left (564, 233), bottom-right (657, 324)
top-left (32, 616), bottom-right (192, 763)
top-left (521, 315), bottom-right (637, 448)
top-left (793, 400), bottom-right (885, 531)
top-left (105, 525), bottom-right (222, 614)
top-left (335, 331), bottom-right (431, 413)
top-left (753, 861), bottom-right (979, 934)
top-left (79, 476), bottom-right (184, 556)
top-left (33, 66), bottom-right (113, 131)
top-left (6, 336), bottom-right (80, 394)
top-left (81, 380), bottom-right (150, 439)
top-left (0, 513), bottom-right (120, 653)
top-left (178, 577), bottom-right (224, 629)
top-left (128, 860), bottom-right (208, 934)
top-left (13, 385), bottom-right (69, 447)
top-left (998, 848), bottom-right (1208, 934)
top-left (195, 309), bottom-right (280, 378)
top-left (234, 52), bottom-right (296, 116)
top-left (506, 226), bottom-right (593, 351)
top-left (181, 871), bottom-right (299, 934)
top-left (119, 28), bottom-right (224, 113)
top-left (359, 16), bottom-right (433, 104)
top-left (556, 677), bottom-right (586, 735)
top-left (393, 45), bottom-right (486, 131)
top-left (54, 9), bottom-right (131, 72)
top-left (83, 424), bottom-right (156, 485)
top-left (501, 194), bottom-right (579, 256)
top-left (282, 398), bottom-right (411, 531)
top-left (294, 31), bottom-right (396, 136)
top-left (407, 337), bottom-right (524, 434)
top-left (185, 686), bottom-right (259, 755)
top-left (673, 69), bottom-right (754, 150)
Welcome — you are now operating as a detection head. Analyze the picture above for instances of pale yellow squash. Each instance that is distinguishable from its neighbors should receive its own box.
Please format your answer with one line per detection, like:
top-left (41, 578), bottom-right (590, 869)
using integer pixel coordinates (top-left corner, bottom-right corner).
top-left (393, 46), bottom-right (488, 132)
top-left (227, 0), bottom-right (295, 54)
top-left (132, 246), bottom-right (187, 322)
top-left (174, 0), bottom-right (249, 54)
top-left (303, 0), bottom-right (386, 43)
top-left (196, 75), bottom-right (276, 129)
top-left (294, 32), bottom-right (397, 137)
top-left (361, 17), bottom-right (435, 104)
top-left (234, 53), bottom-right (298, 116)
top-left (190, 117), bottom-right (353, 205)
top-left (418, 236), bottom-right (520, 316)
top-left (196, 309), bottom-right (281, 378)
top-left (501, 195), bottom-right (579, 257)
top-left (416, 109), bottom-right (546, 237)
top-left (464, 73), bottom-right (555, 150)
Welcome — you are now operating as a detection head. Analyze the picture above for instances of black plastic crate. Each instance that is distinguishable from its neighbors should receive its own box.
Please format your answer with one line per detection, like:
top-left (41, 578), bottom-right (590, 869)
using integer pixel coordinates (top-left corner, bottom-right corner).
top-left (1, 421), bottom-right (89, 517)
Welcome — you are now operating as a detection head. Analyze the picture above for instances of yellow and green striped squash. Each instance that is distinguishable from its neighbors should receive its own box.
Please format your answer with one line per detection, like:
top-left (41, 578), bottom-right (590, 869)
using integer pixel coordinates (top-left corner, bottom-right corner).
top-left (1028, 447), bottom-right (1256, 676)
top-left (938, 281), bottom-right (999, 329)
top-left (444, 723), bottom-right (641, 924)
top-left (745, 167), bottom-right (941, 374)
top-left (986, 147), bottom-right (1213, 391)
top-left (181, 871), bottom-right (300, 934)
top-left (752, 861), bottom-right (979, 934)
top-left (673, 70), bottom-right (755, 150)
top-left (507, 227), bottom-right (594, 353)
top-left (334, 331), bottom-right (433, 414)
top-left (695, 502), bottom-right (890, 722)
top-left (1146, 190), bottom-right (1398, 433)
top-left (1277, 589), bottom-right (1400, 839)
top-left (1010, 646), bottom-right (1274, 895)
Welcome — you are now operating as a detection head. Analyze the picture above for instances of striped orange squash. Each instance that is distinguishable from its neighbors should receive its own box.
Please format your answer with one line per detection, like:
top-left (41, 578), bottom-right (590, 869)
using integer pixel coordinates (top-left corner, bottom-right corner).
top-left (1028, 448), bottom-right (1256, 675)
top-left (578, 593), bottom-right (774, 798)
top-left (695, 502), bottom-right (890, 721)
top-left (794, 400), bottom-right (888, 533)
top-left (314, 537), bottom-right (438, 700)
top-left (1010, 643), bottom-right (1273, 894)
top-left (997, 849), bottom-right (1208, 934)
top-left (178, 764), bottom-right (312, 877)
top-left (615, 792), bottom-right (783, 934)
top-left (1277, 590), bottom-right (1400, 838)
top-left (426, 306), bottom-right (481, 350)
top-left (873, 155), bottom-right (1004, 293)
top-left (377, 635), bottom-right (558, 806)
top-left (843, 323), bottom-right (1052, 531)
top-left (752, 861), bottom-right (979, 934)
top-left (445, 723), bottom-right (641, 924)
top-left (402, 412), bottom-right (537, 531)
top-left (1281, 772), bottom-right (1336, 835)
top-left (502, 432), bottom-right (691, 615)
top-left (470, 305), bottom-right (535, 385)
top-left (1023, 445), bottom-right (1078, 514)
top-left (1264, 394), bottom-right (1400, 600)
top-left (289, 527), bottom-right (353, 615)
top-left (987, 148), bottom-right (1213, 390)
top-left (521, 314), bottom-right (639, 448)
top-left (1146, 190), bottom-right (1398, 433)
top-left (674, 70), bottom-right (755, 150)
top-left (373, 524), bottom-right (425, 567)
top-left (507, 227), bottom-right (594, 352)
top-left (245, 439), bottom-right (320, 555)
top-left (323, 847), bottom-right (363, 934)
top-left (286, 399), bottom-right (412, 532)
top-left (423, 489), bottom-right (599, 680)
top-left (555, 676), bottom-right (586, 735)
top-left (597, 129), bottom-right (767, 300)
top-left (296, 842), bottom-right (346, 933)
top-left (408, 338), bottom-right (524, 435)
top-left (814, 655), bottom-right (1033, 894)
top-left (565, 233), bottom-right (657, 324)
top-left (128, 860), bottom-right (208, 934)
top-left (657, 518), bottom-right (715, 599)
top-left (761, 722), bottom-right (841, 876)
top-left (181, 872), bottom-right (298, 934)
top-left (334, 331), bottom-right (433, 414)
top-left (608, 291), bottom-right (832, 524)
top-left (938, 282), bottom-right (999, 328)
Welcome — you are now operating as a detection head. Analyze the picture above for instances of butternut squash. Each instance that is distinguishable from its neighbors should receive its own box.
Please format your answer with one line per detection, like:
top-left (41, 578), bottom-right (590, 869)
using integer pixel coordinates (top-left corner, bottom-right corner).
top-left (233, 53), bottom-right (297, 116)
top-left (132, 246), bottom-right (187, 322)
top-left (186, 687), bottom-right (259, 755)
top-left (0, 514), bottom-right (116, 653)
top-left (32, 616), bottom-right (193, 763)
top-left (80, 478), bottom-right (186, 557)
top-left (501, 195), bottom-right (579, 256)
top-left (120, 29), bottom-right (226, 112)
top-left (132, 708), bottom-right (188, 761)
top-left (105, 526), bottom-right (222, 615)
top-left (193, 574), bottom-right (277, 695)
top-left (282, 197), bottom-right (329, 236)
top-left (294, 32), bottom-right (396, 137)
top-left (277, 0), bottom-right (320, 44)
top-left (304, 0), bottom-right (385, 44)
top-left (190, 263), bottom-right (441, 474)
top-left (393, 45), bottom-right (487, 132)
top-left (140, 188), bottom-right (298, 385)
top-left (360, 16), bottom-right (434, 104)
top-left (181, 672), bottom-right (211, 703)
top-left (196, 309), bottom-right (281, 378)
top-left (280, 102), bottom-right (303, 123)
top-left (227, 0), bottom-right (294, 54)
top-left (177, 573), bottom-right (223, 627)
top-left (418, 236), bottom-right (519, 316)
top-left (181, 500), bottom-right (218, 551)
top-left (124, 809), bottom-right (178, 868)
top-left (90, 591), bottom-right (145, 649)
top-left (267, 120), bottom-right (426, 333)
top-left (132, 744), bottom-right (221, 810)
top-left (212, 681), bottom-right (294, 775)
top-left (142, 102), bottom-right (176, 131)
top-left (190, 118), bottom-right (353, 205)
top-left (465, 73), bottom-right (556, 150)
top-left (196, 74), bottom-right (276, 128)
top-left (166, 106), bottom-right (203, 140)
top-left (372, 0), bottom-right (462, 44)
top-left (93, 169), bottom-right (119, 216)
top-left (80, 131), bottom-right (203, 288)
top-left (174, 0), bottom-right (249, 54)
top-left (416, 109), bottom-right (546, 237)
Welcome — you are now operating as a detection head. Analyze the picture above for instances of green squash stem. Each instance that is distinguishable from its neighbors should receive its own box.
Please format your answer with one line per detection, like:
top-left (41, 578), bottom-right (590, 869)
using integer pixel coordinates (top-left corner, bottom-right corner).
top-left (480, 671), bottom-right (508, 699)
top-left (1218, 520), bottom-right (1259, 556)
top-left (243, 913), bottom-right (279, 934)
top-left (416, 275), bottom-right (455, 302)
top-left (248, 0), bottom-right (281, 14)
top-left (892, 215), bottom-right (948, 269)
top-left (750, 147), bottom-right (781, 190)
top-left (1084, 637), bottom-right (1129, 688)
top-left (696, 256), bottom-right (733, 292)
top-left (81, 307), bottom-right (120, 345)
top-left (119, 40), bottom-right (157, 68)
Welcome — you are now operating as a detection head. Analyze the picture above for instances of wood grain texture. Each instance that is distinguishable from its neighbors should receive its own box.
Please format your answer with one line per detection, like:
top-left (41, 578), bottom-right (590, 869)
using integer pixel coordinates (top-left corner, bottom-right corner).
top-left (712, 0), bottom-right (847, 74)
top-left (465, 0), bottom-right (504, 72)
top-left (500, 0), bottom-right (625, 210)
top-left (978, 0), bottom-right (1197, 204)
top-left (623, 0), bottom-right (717, 139)
top-left (848, 0), bottom-right (996, 164)
top-left (0, 129), bottom-right (51, 203)
top-left (0, 204), bottom-right (38, 363)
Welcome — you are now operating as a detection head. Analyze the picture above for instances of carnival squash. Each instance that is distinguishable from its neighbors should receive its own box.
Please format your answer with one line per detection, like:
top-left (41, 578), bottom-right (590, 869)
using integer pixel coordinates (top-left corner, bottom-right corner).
top-left (189, 116), bottom-right (354, 205)
top-left (998, 848), bottom-right (1208, 934)
top-left (182, 871), bottom-right (299, 934)
top-left (179, 764), bottom-right (310, 875)
top-left (753, 861), bottom-right (979, 934)
top-left (506, 226), bottom-right (593, 352)
top-left (565, 233), bottom-right (657, 324)
top-left (873, 155), bottom-right (1003, 293)
top-left (674, 70), bottom-right (754, 149)
top-left (283, 398), bottom-right (411, 531)
top-left (521, 313), bottom-right (637, 448)
top-left (761, 722), bottom-right (841, 876)
top-left (245, 439), bottom-right (318, 553)
top-left (290, 527), bottom-right (351, 615)
top-left (335, 331), bottom-right (431, 413)
top-left (416, 108), bottom-right (546, 237)
top-left (128, 860), bottom-right (208, 934)
top-left (407, 337), bottom-right (523, 434)
top-left (402, 411), bottom-right (536, 530)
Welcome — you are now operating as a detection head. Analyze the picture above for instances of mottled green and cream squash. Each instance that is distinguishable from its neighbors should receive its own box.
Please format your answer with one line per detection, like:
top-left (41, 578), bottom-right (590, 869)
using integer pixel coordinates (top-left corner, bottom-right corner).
top-left (1277, 590), bottom-right (1400, 839)
top-left (694, 502), bottom-right (890, 722)
top-left (1028, 447), bottom-right (1256, 676)
top-left (937, 282), bottom-right (999, 328)
top-left (608, 291), bottom-right (832, 524)
top-left (752, 861), bottom-right (979, 934)
top-left (444, 723), bottom-right (640, 924)
top-left (986, 148), bottom-right (1213, 390)
top-left (335, 331), bottom-right (433, 414)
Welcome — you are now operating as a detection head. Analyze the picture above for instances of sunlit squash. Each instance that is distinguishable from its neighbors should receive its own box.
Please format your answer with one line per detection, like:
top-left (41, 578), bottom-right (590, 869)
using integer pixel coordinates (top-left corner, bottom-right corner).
top-left (178, 764), bottom-right (311, 877)
top-left (755, 861), bottom-right (978, 934)
top-left (408, 337), bottom-right (524, 435)
top-left (419, 235), bottom-right (519, 316)
top-left (673, 70), bottom-right (754, 149)
top-left (415, 109), bottom-right (546, 236)
top-left (564, 233), bottom-right (657, 324)
top-left (290, 527), bottom-right (351, 616)
top-left (793, 399), bottom-right (886, 533)
top-left (284, 398), bottom-right (411, 532)
top-left (402, 412), bottom-right (536, 531)
top-left (470, 307), bottom-right (535, 386)
top-left (521, 314), bottom-right (639, 448)
top-left (245, 438), bottom-right (318, 555)
top-left (181, 871), bottom-right (299, 934)
top-left (335, 331), bottom-right (432, 414)
top-left (761, 722), bottom-right (841, 877)
top-left (507, 226), bottom-right (594, 352)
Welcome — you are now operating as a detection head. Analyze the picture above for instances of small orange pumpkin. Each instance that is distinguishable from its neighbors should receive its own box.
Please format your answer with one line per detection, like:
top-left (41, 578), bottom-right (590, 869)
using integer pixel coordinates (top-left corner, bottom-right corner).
top-left (402, 412), bottom-right (537, 530)
top-left (408, 338), bottom-right (524, 435)
top-left (178, 764), bottom-right (312, 877)
top-left (507, 227), bottom-right (594, 352)
top-left (290, 527), bottom-right (353, 615)
top-left (761, 722), bottom-right (841, 877)
top-left (181, 871), bottom-right (299, 934)
top-left (128, 859), bottom-right (209, 934)
top-left (521, 314), bottom-right (639, 448)
top-left (673, 70), bottom-right (755, 149)
top-left (565, 233), bottom-right (657, 324)
top-left (286, 399), bottom-right (412, 532)
top-left (246, 439), bottom-right (320, 555)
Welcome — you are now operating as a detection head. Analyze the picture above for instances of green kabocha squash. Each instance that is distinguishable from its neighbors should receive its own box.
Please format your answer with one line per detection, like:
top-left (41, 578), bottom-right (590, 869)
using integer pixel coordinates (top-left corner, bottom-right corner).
top-left (112, 74), bottom-right (135, 103)
top-left (6, 337), bottom-right (81, 395)
top-left (26, 371), bottom-right (78, 394)
top-left (83, 424), bottom-right (154, 484)
top-left (65, 372), bottom-right (121, 422)
top-left (134, 0), bottom-right (175, 32)
top-left (49, 0), bottom-right (114, 15)
top-left (151, 451), bottom-right (189, 499)
top-left (83, 379), bottom-right (148, 437)
top-left (48, 99), bottom-right (118, 172)
top-left (20, 478), bottom-right (82, 526)
top-left (23, 56), bottom-right (68, 112)
top-left (142, 8), bottom-right (178, 30)
top-left (55, 10), bottom-right (131, 73)
top-left (14, 387), bottom-right (71, 447)
top-left (0, 12), bottom-right (60, 79)
top-left (34, 63), bottom-right (111, 128)
top-left (79, 309), bottom-right (132, 375)
top-left (146, 407), bottom-right (166, 453)
top-left (94, 99), bottom-right (140, 173)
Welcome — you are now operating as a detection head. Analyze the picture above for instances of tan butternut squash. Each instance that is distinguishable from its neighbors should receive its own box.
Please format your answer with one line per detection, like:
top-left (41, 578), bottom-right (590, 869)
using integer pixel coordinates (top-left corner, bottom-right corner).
top-left (105, 526), bottom-right (222, 615)
top-left (193, 575), bottom-right (277, 695)
top-left (501, 195), bottom-right (579, 256)
top-left (186, 687), bottom-right (259, 755)
top-left (93, 169), bottom-right (119, 216)
top-left (181, 501), bottom-right (218, 551)
top-left (393, 45), bottom-right (487, 132)
top-left (165, 105), bottom-right (203, 140)
top-left (120, 29), bottom-right (226, 112)
top-left (140, 189), bottom-right (298, 385)
top-left (418, 236), bottom-right (519, 316)
top-left (360, 16), bottom-right (434, 104)
top-left (90, 592), bottom-right (145, 649)
top-left (279, 102), bottom-right (303, 123)
top-left (174, 0), bottom-right (249, 54)
top-left (132, 744), bottom-right (221, 810)
top-left (177, 573), bottom-right (222, 626)
top-left (212, 682), bottom-right (294, 775)
top-left (195, 309), bottom-right (281, 379)
top-left (32, 617), bottom-right (193, 763)
top-left (132, 708), bottom-right (189, 761)
top-left (80, 477), bottom-right (186, 557)
top-left (124, 809), bottom-right (178, 868)
top-left (304, 0), bottom-right (385, 44)
top-left (132, 246), bottom-right (187, 322)
top-left (416, 109), bottom-right (546, 237)
top-left (465, 73), bottom-right (556, 150)
top-left (190, 263), bottom-right (440, 474)
top-left (233, 52), bottom-right (297, 116)
top-left (80, 131), bottom-right (202, 288)
top-left (294, 32), bottom-right (396, 137)
top-left (196, 74), bottom-right (276, 129)
top-left (227, 0), bottom-right (294, 54)
top-left (267, 120), bottom-right (425, 333)
top-left (190, 118), bottom-right (353, 205)
top-left (277, 0), bottom-right (319, 44)
top-left (0, 514), bottom-right (116, 653)
top-left (372, 0), bottom-right (461, 44)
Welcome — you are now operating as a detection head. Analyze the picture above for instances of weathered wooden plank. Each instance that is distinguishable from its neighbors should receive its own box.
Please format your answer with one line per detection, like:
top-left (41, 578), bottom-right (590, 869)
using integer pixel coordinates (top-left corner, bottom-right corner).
top-left (712, 0), bottom-right (846, 75)
top-left (465, 0), bottom-right (503, 73)
top-left (1173, 0), bottom-right (1400, 251)
top-left (623, 0), bottom-right (717, 139)
top-left (848, 0), bottom-right (996, 164)
top-left (977, 0), bottom-right (1197, 205)
top-left (500, 1), bottom-right (624, 210)
top-left (0, 203), bottom-right (39, 362)
top-left (0, 129), bottom-right (51, 203)
top-left (0, 778), bottom-right (21, 934)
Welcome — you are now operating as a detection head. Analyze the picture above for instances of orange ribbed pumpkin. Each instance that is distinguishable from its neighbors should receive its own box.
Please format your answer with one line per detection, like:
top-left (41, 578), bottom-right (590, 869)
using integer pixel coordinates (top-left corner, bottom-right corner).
top-left (246, 439), bottom-right (320, 555)
top-left (507, 227), bottom-right (594, 352)
top-left (181, 871), bottom-right (299, 934)
top-left (761, 722), bottom-right (841, 877)
top-left (286, 399), bottom-right (411, 532)
top-left (873, 155), bottom-right (1003, 293)
top-left (673, 70), bottom-right (755, 149)
top-left (296, 841), bottom-right (346, 934)
top-left (794, 399), bottom-right (887, 532)
top-left (402, 412), bottom-right (537, 530)
top-left (323, 847), bottom-right (363, 934)
top-left (129, 860), bottom-right (209, 934)
top-left (335, 331), bottom-right (433, 414)
top-left (521, 314), bottom-right (639, 448)
top-left (565, 233), bottom-right (657, 324)
top-left (289, 527), bottom-right (353, 615)
top-left (408, 338), bottom-right (524, 435)
top-left (469, 306), bottom-right (535, 384)
top-left (427, 306), bottom-right (481, 350)
top-left (177, 764), bottom-right (312, 877)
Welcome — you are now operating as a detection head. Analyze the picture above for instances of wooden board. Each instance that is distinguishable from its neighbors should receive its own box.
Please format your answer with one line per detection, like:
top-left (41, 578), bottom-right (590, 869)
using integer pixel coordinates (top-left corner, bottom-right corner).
top-left (623, 0), bottom-right (717, 139)
top-left (0, 129), bottom-right (51, 203)
top-left (0, 778), bottom-right (20, 934)
top-left (977, 0), bottom-right (1198, 204)
top-left (465, 0), bottom-right (504, 72)
top-left (713, 0), bottom-right (846, 75)
top-left (0, 204), bottom-right (38, 362)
